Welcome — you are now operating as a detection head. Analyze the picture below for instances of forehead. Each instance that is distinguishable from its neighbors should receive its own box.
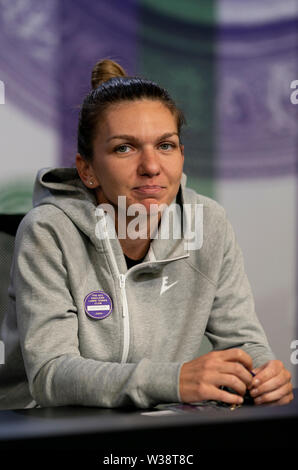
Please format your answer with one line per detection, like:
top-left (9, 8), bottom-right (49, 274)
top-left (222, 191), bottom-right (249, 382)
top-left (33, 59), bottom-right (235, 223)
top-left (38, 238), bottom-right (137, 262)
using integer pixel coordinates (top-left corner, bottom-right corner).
top-left (98, 99), bottom-right (178, 138)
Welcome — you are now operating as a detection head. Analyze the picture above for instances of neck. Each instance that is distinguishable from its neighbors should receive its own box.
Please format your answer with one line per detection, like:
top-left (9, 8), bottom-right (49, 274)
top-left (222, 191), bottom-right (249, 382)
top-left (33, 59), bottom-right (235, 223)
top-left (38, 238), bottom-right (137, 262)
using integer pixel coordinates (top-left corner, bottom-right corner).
top-left (95, 191), bottom-right (161, 260)
top-left (119, 237), bottom-right (151, 260)
top-left (116, 211), bottom-right (160, 260)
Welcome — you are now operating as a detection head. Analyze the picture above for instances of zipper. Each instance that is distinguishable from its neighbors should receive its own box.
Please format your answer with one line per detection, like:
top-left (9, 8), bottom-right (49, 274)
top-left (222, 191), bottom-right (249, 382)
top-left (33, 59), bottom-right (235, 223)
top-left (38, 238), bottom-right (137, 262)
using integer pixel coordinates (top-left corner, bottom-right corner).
top-left (101, 213), bottom-right (130, 364)
top-left (125, 253), bottom-right (190, 274)
top-left (119, 273), bottom-right (130, 364)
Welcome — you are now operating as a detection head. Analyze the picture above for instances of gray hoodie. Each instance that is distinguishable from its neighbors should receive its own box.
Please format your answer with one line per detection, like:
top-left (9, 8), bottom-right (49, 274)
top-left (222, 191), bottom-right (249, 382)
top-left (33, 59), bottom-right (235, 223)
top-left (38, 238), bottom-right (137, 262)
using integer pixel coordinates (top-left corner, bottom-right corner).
top-left (0, 167), bottom-right (275, 410)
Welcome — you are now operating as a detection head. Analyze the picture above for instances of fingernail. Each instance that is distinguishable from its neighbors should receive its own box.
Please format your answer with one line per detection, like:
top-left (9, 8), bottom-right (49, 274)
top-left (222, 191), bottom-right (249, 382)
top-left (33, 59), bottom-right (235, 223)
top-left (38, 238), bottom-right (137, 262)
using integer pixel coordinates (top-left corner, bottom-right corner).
top-left (255, 397), bottom-right (262, 404)
top-left (253, 379), bottom-right (260, 387)
top-left (250, 388), bottom-right (258, 396)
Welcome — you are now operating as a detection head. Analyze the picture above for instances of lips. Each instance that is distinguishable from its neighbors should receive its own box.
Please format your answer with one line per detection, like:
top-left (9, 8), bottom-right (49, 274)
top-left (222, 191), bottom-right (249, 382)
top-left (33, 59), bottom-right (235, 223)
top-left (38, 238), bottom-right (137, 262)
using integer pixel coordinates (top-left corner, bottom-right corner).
top-left (133, 185), bottom-right (165, 194)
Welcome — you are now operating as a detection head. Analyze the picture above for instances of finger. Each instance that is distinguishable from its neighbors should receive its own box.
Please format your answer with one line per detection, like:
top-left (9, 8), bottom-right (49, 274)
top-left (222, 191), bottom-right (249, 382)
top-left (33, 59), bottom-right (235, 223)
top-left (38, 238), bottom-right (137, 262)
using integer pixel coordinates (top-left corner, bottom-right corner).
top-left (251, 365), bottom-right (264, 375)
top-left (253, 382), bottom-right (293, 405)
top-left (252, 393), bottom-right (293, 407)
top-left (209, 386), bottom-right (244, 405)
top-left (249, 364), bottom-right (267, 387)
top-left (220, 348), bottom-right (253, 372)
top-left (250, 370), bottom-right (291, 398)
top-left (218, 362), bottom-right (253, 388)
top-left (274, 392), bottom-right (294, 406)
top-left (215, 374), bottom-right (247, 397)
top-left (251, 360), bottom-right (283, 388)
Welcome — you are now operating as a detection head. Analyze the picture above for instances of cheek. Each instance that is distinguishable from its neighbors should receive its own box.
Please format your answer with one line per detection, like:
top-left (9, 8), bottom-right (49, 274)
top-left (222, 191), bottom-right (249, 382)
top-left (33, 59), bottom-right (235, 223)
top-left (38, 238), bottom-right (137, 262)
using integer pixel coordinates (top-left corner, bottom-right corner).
top-left (167, 158), bottom-right (184, 182)
top-left (99, 161), bottom-right (132, 188)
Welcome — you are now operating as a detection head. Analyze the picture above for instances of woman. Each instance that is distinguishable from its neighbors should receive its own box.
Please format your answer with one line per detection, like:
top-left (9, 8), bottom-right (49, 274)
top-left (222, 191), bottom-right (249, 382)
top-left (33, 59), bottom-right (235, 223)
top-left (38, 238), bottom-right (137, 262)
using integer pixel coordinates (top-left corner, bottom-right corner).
top-left (0, 60), bottom-right (292, 410)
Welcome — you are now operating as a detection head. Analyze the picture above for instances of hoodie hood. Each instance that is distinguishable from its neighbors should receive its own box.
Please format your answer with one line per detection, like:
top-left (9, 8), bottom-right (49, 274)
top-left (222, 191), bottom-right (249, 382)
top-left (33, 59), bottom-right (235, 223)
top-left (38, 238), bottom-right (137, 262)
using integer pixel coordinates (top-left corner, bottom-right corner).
top-left (33, 167), bottom-right (97, 207)
top-left (32, 167), bottom-right (101, 248)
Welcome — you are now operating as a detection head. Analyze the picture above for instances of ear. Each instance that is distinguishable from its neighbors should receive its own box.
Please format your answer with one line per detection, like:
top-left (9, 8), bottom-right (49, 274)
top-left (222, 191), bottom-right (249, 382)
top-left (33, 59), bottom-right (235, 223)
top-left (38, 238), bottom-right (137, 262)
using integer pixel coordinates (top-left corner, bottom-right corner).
top-left (76, 153), bottom-right (100, 189)
top-left (180, 144), bottom-right (184, 162)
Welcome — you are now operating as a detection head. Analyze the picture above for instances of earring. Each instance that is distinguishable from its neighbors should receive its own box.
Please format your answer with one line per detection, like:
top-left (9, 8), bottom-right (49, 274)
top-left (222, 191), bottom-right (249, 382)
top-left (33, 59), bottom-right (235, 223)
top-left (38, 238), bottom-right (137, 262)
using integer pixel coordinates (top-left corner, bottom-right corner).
top-left (89, 181), bottom-right (94, 186)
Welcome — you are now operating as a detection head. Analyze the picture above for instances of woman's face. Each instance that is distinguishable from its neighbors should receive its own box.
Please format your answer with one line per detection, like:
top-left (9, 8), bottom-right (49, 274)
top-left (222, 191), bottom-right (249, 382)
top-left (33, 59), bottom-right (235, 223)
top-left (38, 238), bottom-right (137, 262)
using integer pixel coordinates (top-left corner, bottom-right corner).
top-left (78, 99), bottom-right (184, 213)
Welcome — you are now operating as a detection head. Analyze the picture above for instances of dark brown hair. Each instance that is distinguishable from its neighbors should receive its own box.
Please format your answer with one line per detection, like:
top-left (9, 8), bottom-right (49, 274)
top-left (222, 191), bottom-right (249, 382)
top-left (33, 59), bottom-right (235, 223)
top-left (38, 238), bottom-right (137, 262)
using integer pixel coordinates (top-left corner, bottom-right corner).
top-left (78, 59), bottom-right (186, 160)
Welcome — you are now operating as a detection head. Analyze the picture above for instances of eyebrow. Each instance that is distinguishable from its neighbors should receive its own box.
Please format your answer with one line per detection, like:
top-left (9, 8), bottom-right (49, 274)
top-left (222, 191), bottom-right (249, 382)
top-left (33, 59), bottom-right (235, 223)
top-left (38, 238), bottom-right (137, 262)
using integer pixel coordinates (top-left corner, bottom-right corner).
top-left (106, 132), bottom-right (179, 143)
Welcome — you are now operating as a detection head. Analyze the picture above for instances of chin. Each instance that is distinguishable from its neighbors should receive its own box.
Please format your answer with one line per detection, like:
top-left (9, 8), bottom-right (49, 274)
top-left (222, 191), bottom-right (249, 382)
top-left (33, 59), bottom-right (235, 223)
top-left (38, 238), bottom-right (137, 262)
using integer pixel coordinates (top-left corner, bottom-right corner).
top-left (146, 200), bottom-right (170, 215)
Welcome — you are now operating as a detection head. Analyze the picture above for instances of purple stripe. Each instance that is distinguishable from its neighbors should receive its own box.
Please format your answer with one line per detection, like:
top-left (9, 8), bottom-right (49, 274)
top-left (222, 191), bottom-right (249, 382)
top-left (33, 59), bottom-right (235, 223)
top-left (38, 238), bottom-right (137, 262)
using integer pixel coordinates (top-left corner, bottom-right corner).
top-left (218, 18), bottom-right (298, 40)
top-left (218, 163), bottom-right (297, 179)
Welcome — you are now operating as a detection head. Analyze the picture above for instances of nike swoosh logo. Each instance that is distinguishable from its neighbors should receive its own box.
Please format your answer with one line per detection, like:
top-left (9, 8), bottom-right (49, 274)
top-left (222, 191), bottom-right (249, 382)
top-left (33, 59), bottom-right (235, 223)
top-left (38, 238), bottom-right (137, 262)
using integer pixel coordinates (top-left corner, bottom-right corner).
top-left (160, 276), bottom-right (178, 296)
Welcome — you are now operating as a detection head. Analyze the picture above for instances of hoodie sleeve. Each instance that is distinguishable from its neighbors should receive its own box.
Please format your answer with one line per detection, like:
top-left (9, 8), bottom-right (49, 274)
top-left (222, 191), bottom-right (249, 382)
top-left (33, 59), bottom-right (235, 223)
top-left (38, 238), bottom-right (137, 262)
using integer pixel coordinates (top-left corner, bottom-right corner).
top-left (205, 213), bottom-right (275, 368)
top-left (13, 212), bottom-right (181, 408)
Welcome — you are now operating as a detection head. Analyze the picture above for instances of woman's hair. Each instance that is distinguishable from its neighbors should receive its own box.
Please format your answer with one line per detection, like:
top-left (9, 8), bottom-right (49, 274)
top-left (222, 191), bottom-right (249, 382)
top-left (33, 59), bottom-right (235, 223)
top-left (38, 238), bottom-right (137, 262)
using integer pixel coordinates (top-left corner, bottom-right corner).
top-left (77, 59), bottom-right (186, 161)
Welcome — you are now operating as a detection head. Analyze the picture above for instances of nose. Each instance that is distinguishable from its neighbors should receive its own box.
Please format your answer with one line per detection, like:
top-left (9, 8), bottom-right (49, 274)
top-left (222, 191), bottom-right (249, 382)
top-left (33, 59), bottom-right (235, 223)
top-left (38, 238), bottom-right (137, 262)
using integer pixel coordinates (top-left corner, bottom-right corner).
top-left (138, 146), bottom-right (161, 177)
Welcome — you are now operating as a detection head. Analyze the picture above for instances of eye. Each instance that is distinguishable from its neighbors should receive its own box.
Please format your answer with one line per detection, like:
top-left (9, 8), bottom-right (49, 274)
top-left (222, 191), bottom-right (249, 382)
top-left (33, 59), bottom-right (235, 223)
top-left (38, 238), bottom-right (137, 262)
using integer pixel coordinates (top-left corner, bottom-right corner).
top-left (115, 144), bottom-right (131, 154)
top-left (159, 142), bottom-right (176, 151)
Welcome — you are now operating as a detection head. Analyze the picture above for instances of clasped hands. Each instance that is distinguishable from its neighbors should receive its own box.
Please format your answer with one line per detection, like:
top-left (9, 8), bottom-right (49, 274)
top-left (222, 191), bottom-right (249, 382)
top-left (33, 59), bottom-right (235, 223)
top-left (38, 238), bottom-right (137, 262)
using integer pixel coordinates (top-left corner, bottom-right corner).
top-left (179, 349), bottom-right (293, 406)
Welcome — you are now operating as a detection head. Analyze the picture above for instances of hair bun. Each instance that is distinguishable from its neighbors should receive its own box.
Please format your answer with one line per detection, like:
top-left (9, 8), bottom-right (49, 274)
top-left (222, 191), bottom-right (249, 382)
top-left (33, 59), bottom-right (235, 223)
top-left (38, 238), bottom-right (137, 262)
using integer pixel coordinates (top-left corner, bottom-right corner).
top-left (91, 59), bottom-right (126, 90)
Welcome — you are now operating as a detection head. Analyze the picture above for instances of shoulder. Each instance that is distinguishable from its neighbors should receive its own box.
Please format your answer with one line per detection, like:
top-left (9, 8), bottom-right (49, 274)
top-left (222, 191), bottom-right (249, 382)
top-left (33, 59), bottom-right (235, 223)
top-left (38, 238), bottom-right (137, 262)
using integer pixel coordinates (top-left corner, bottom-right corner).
top-left (182, 186), bottom-right (227, 226)
top-left (182, 186), bottom-right (235, 258)
top-left (15, 205), bottom-right (73, 245)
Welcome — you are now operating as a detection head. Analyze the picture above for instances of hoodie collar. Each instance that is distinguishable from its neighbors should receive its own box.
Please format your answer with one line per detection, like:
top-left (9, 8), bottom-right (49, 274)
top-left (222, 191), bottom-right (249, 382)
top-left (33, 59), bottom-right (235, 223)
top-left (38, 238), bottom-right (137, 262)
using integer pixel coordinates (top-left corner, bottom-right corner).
top-left (32, 167), bottom-right (192, 259)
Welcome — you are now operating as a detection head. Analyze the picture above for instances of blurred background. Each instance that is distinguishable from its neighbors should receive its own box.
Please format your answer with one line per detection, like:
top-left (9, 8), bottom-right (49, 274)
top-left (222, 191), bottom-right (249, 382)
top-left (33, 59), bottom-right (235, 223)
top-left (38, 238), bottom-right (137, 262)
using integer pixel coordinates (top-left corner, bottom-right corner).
top-left (0, 0), bottom-right (297, 385)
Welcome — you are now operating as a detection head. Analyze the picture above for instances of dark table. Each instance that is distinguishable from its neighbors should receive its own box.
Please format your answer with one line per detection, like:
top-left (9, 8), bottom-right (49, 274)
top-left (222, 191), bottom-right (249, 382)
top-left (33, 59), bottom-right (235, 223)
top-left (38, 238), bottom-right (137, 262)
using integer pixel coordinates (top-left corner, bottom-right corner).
top-left (0, 389), bottom-right (297, 463)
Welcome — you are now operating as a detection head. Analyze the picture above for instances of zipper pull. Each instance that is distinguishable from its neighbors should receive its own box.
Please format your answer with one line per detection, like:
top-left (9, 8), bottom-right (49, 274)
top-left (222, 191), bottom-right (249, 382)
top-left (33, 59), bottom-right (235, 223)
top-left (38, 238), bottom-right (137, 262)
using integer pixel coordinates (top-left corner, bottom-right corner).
top-left (119, 274), bottom-right (125, 289)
